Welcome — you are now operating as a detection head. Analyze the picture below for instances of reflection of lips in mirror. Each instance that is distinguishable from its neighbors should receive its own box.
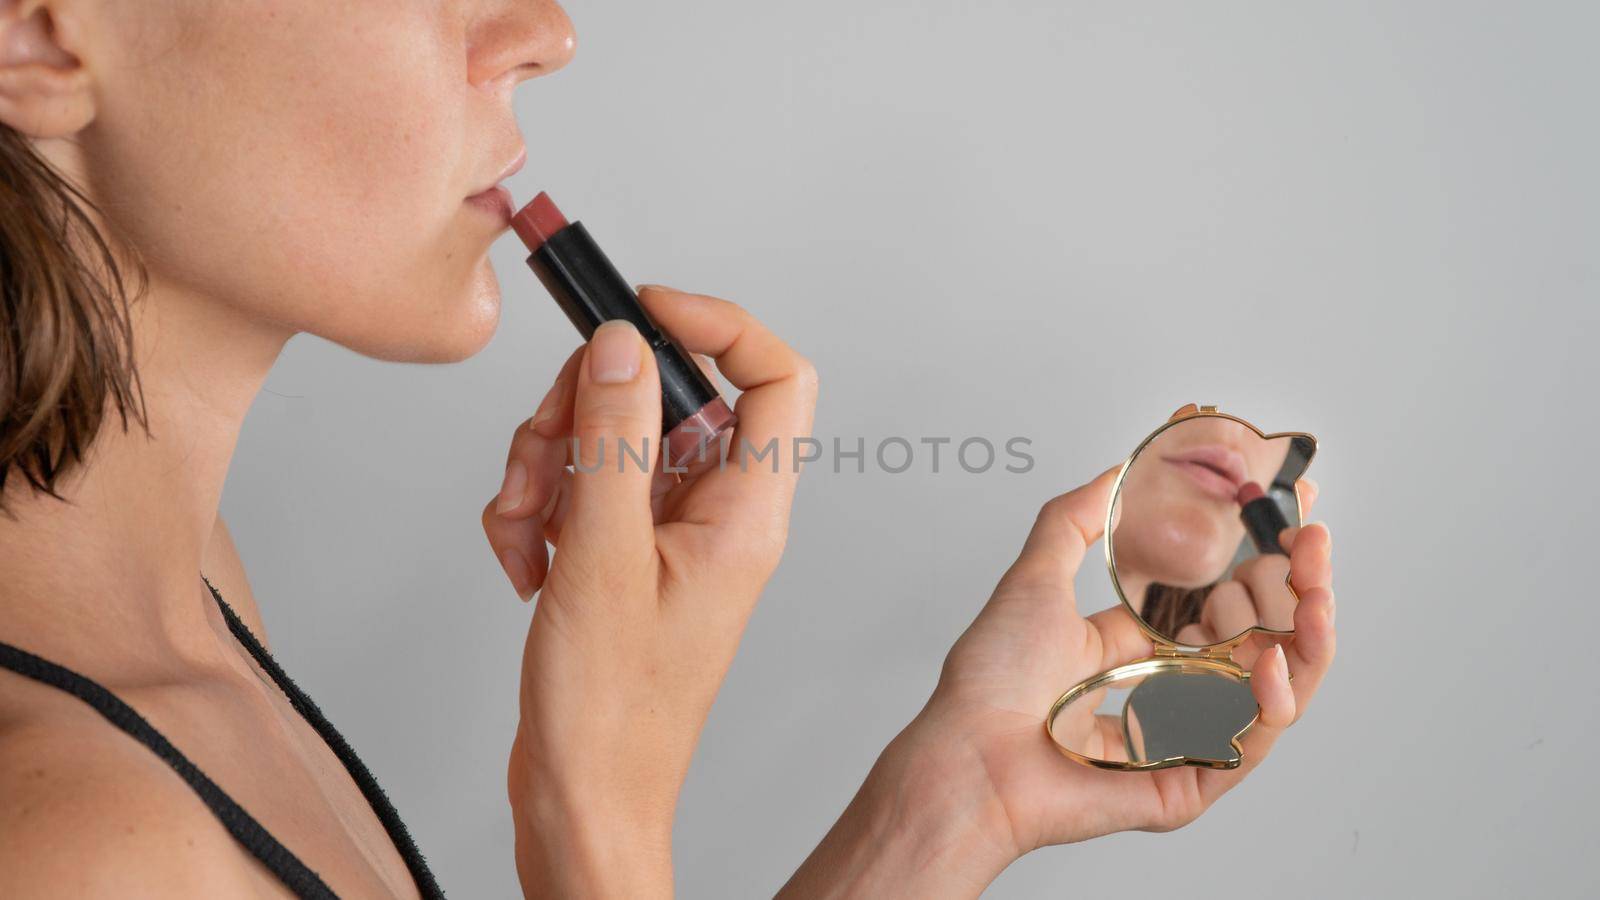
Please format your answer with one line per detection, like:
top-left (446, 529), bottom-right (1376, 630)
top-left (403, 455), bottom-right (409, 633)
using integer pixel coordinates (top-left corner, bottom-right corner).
top-left (1160, 445), bottom-right (1248, 501)
top-left (1109, 412), bottom-right (1316, 649)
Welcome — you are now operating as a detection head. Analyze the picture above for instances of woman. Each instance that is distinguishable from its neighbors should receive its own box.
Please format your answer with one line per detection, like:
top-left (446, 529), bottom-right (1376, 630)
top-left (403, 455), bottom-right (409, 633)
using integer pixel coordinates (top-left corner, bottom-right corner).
top-left (0, 2), bottom-right (1336, 897)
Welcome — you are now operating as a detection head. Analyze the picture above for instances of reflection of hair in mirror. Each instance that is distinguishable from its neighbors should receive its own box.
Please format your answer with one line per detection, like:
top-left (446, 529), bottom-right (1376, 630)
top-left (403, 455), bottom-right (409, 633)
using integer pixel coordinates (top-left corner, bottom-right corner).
top-left (1141, 582), bottom-right (1214, 640)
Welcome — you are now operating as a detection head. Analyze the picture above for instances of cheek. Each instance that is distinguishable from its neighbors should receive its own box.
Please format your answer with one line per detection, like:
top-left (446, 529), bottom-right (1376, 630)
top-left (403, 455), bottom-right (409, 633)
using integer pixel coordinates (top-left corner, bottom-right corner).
top-left (1117, 501), bottom-right (1235, 587)
top-left (86, 3), bottom-right (491, 358)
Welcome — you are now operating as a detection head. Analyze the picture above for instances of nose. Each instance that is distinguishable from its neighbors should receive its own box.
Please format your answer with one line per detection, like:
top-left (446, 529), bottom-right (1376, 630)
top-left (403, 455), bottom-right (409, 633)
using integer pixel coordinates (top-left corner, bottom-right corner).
top-left (467, 0), bottom-right (576, 89)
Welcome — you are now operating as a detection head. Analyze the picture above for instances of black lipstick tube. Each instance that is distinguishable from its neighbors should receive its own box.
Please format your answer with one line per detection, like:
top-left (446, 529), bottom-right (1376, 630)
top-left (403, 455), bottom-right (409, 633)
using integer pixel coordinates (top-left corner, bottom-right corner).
top-left (1237, 482), bottom-right (1290, 555)
top-left (513, 193), bottom-right (736, 469)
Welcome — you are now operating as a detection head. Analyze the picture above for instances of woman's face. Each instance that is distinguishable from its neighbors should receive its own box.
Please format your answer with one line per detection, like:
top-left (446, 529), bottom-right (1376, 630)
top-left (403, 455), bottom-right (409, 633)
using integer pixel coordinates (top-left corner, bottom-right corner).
top-left (1111, 417), bottom-right (1292, 588)
top-left (72, 0), bottom-right (574, 362)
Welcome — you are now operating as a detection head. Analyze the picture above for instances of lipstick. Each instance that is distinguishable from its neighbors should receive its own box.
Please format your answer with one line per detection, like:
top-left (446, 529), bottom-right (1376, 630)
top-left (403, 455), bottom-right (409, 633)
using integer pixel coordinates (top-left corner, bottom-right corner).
top-left (1236, 481), bottom-right (1289, 555)
top-left (512, 192), bottom-right (736, 469)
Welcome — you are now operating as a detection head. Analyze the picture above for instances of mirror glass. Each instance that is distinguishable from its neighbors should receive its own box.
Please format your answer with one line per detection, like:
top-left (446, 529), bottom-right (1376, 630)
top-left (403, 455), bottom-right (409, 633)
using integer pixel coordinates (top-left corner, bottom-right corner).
top-left (1108, 415), bottom-right (1314, 647)
top-left (1047, 664), bottom-right (1258, 768)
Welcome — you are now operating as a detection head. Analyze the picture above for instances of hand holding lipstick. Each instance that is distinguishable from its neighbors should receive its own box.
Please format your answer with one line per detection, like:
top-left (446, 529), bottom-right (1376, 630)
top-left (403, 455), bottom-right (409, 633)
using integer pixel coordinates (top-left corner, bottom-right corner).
top-left (1172, 478), bottom-right (1320, 649)
top-left (481, 287), bottom-right (816, 898)
top-left (1172, 525), bottom-right (1314, 651)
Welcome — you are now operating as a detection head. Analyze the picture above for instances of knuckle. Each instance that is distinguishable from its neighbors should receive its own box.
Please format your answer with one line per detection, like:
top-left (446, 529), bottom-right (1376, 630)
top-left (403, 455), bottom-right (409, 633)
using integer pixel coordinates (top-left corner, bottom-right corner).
top-left (1036, 493), bottom-right (1079, 531)
top-left (569, 430), bottom-right (653, 472)
top-left (996, 559), bottom-right (1064, 597)
top-left (791, 355), bottom-right (820, 397)
top-left (707, 293), bottom-right (747, 318)
top-left (572, 407), bottom-right (650, 447)
top-left (701, 522), bottom-right (787, 577)
top-left (505, 422), bottom-right (540, 459)
top-left (549, 548), bottom-right (639, 603)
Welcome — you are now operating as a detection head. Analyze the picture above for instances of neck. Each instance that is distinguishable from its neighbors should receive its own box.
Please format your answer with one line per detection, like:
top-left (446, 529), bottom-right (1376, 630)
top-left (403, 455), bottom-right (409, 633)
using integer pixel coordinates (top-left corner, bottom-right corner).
top-left (0, 274), bottom-right (291, 678)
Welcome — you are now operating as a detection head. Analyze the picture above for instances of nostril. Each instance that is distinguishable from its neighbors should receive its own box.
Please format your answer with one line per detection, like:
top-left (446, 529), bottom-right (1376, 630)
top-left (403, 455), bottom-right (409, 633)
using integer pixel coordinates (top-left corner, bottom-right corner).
top-left (465, 2), bottom-right (577, 87)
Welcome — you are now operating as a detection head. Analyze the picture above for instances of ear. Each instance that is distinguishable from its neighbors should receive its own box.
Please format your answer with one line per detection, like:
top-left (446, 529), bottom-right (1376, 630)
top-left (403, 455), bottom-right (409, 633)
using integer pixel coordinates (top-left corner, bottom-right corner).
top-left (0, 0), bottom-right (92, 138)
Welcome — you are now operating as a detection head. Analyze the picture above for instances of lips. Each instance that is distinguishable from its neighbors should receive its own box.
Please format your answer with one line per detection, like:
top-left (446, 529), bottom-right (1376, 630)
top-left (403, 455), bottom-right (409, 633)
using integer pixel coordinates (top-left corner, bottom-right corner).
top-left (465, 184), bottom-right (515, 221)
top-left (1160, 445), bottom-right (1249, 502)
top-left (475, 145), bottom-right (526, 195)
top-left (464, 145), bottom-right (527, 221)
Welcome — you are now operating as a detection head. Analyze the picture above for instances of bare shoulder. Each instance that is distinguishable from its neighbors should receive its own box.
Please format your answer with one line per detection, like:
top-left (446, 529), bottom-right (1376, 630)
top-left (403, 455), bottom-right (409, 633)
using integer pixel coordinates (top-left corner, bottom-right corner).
top-left (204, 513), bottom-right (271, 646)
top-left (0, 716), bottom-right (263, 897)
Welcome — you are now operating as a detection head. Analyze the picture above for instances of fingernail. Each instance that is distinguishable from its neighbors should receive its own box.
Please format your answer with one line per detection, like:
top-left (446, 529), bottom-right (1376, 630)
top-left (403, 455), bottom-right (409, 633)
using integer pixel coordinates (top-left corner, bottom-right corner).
top-left (588, 320), bottom-right (641, 384)
top-left (496, 460), bottom-right (528, 514)
top-left (1272, 644), bottom-right (1289, 681)
top-left (498, 547), bottom-right (535, 602)
top-left (635, 283), bottom-right (673, 294)
top-left (528, 379), bottom-right (564, 435)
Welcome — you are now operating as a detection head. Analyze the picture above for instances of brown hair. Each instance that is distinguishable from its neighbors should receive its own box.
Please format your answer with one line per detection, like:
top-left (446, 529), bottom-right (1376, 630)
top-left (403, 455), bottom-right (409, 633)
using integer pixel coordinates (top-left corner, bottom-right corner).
top-left (0, 127), bottom-right (146, 516)
top-left (1140, 582), bottom-right (1213, 639)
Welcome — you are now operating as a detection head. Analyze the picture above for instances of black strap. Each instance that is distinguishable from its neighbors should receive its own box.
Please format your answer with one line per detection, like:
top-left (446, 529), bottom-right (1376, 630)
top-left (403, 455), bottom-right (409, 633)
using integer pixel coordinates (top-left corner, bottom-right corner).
top-left (0, 578), bottom-right (446, 899)
top-left (0, 641), bottom-right (338, 899)
top-left (201, 575), bottom-right (444, 899)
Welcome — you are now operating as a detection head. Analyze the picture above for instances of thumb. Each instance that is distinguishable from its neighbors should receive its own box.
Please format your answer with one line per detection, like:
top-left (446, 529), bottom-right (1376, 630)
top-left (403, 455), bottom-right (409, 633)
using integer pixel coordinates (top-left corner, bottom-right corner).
top-left (563, 319), bottom-right (662, 555)
top-left (999, 465), bottom-right (1120, 599)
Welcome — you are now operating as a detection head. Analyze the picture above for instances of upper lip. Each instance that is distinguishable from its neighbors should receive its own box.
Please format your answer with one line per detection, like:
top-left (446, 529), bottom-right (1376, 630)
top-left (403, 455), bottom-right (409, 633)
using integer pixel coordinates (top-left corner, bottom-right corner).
top-left (1160, 445), bottom-right (1249, 491)
top-left (470, 145), bottom-right (526, 196)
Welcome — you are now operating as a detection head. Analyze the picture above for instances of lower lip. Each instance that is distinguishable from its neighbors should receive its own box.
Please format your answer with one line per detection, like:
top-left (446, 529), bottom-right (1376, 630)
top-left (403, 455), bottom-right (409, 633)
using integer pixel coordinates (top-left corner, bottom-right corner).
top-left (465, 185), bottom-right (514, 222)
top-left (1162, 458), bottom-right (1239, 501)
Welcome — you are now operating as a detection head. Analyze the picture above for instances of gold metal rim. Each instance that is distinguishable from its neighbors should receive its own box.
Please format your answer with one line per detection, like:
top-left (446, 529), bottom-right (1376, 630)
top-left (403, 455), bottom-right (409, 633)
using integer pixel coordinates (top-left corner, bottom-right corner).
top-left (1041, 405), bottom-right (1319, 771)
top-left (1044, 656), bottom-right (1253, 771)
top-left (1104, 408), bottom-right (1318, 653)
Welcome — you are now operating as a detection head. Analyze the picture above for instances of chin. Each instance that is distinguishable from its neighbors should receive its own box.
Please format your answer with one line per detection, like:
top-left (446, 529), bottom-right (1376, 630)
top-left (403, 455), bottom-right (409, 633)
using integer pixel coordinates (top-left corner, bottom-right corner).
top-left (340, 266), bottom-right (504, 364)
top-left (433, 275), bottom-right (503, 362)
top-left (420, 287), bottom-right (502, 363)
top-left (1127, 515), bottom-right (1233, 588)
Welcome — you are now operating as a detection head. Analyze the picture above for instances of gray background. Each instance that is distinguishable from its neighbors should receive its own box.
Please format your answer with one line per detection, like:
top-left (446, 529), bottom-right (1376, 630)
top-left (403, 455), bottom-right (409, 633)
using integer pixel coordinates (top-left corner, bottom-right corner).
top-left (221, 1), bottom-right (1598, 897)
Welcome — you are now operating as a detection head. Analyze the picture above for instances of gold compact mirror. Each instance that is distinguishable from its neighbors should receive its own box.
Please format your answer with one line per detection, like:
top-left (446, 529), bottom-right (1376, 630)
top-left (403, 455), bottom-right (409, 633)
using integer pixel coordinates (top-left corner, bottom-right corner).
top-left (1046, 405), bottom-right (1317, 770)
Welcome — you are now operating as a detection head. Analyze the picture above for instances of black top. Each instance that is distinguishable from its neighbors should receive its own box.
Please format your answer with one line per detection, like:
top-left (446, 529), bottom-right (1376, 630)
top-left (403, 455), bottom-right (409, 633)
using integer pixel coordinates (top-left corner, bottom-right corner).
top-left (0, 575), bottom-right (444, 899)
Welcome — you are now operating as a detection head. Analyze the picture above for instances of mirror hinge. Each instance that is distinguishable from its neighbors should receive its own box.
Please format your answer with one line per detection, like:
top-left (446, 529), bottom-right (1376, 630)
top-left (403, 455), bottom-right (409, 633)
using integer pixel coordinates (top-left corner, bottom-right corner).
top-left (1153, 644), bottom-right (1235, 661)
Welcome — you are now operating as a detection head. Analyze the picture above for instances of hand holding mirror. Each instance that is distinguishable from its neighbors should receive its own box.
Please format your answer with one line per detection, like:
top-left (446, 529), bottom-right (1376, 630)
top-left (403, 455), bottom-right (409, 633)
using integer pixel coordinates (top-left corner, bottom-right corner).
top-left (1047, 405), bottom-right (1318, 771)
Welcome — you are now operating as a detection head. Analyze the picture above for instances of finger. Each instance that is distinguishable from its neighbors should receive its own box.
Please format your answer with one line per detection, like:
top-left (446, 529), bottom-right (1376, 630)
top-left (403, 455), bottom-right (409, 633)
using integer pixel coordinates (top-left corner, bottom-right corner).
top-left (1086, 605), bottom-right (1156, 670)
top-left (1001, 465), bottom-right (1121, 597)
top-left (1053, 687), bottom-right (1107, 750)
top-left (1198, 581), bottom-right (1257, 645)
top-left (540, 442), bottom-right (681, 547)
top-left (528, 345), bottom-right (586, 437)
top-left (1278, 525), bottom-right (1301, 552)
top-left (1195, 643), bottom-right (1295, 804)
top-left (1096, 713), bottom-right (1134, 763)
top-left (482, 496), bottom-right (548, 602)
top-left (562, 320), bottom-right (662, 559)
top-left (1252, 643), bottom-right (1296, 728)
top-left (1288, 522), bottom-right (1332, 595)
top-left (635, 287), bottom-right (818, 532)
top-left (1282, 585), bottom-right (1336, 721)
top-left (496, 347), bottom-right (584, 520)
top-left (540, 468), bottom-right (574, 545)
top-left (1295, 477), bottom-right (1318, 517)
top-left (1234, 555), bottom-right (1294, 631)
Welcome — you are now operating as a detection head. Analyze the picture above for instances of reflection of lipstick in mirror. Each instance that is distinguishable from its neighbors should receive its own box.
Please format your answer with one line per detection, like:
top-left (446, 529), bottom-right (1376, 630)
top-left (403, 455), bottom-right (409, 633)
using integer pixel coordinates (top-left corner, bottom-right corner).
top-left (1160, 445), bottom-right (1248, 501)
top-left (1236, 481), bottom-right (1289, 555)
